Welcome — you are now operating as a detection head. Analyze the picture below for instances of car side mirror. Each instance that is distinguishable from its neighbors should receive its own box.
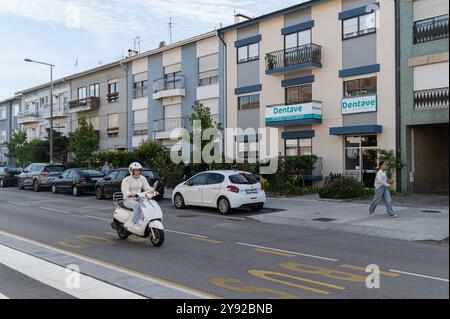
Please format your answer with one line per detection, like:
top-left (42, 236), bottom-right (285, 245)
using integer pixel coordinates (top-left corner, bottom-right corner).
top-left (23, 170), bottom-right (28, 173)
top-left (185, 181), bottom-right (192, 186)
top-left (58, 175), bottom-right (63, 179)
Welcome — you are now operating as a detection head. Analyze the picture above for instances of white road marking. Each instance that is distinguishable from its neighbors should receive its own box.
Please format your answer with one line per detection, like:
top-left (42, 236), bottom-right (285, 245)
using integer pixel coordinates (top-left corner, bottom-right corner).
top-left (389, 269), bottom-right (449, 282)
top-left (39, 207), bottom-right (72, 215)
top-left (165, 229), bottom-right (208, 239)
top-left (84, 215), bottom-right (110, 222)
top-left (236, 242), bottom-right (339, 262)
top-left (0, 293), bottom-right (9, 299)
top-left (0, 244), bottom-right (145, 299)
top-left (7, 201), bottom-right (31, 207)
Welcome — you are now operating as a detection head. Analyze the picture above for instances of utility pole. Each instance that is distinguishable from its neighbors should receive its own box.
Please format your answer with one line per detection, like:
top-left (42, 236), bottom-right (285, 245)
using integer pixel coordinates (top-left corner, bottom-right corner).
top-left (168, 17), bottom-right (173, 44)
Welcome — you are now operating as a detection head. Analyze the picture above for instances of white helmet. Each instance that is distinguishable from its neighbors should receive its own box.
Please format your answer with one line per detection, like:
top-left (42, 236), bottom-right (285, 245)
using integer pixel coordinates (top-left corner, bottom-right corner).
top-left (129, 162), bottom-right (143, 176)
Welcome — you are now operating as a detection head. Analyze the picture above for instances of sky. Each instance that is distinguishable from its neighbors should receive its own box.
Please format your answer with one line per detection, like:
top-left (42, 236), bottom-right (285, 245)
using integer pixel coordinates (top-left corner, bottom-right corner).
top-left (0, 0), bottom-right (305, 100)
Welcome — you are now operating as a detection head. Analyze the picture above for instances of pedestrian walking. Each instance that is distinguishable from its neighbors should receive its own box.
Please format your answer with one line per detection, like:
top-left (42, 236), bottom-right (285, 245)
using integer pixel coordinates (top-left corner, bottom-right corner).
top-left (369, 161), bottom-right (398, 218)
top-left (102, 161), bottom-right (111, 175)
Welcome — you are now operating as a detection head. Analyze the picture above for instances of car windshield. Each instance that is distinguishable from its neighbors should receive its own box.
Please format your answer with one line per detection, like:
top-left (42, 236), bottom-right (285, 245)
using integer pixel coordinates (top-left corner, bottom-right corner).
top-left (7, 168), bottom-right (22, 173)
top-left (81, 169), bottom-right (102, 176)
top-left (142, 170), bottom-right (156, 179)
top-left (229, 173), bottom-right (258, 185)
top-left (45, 166), bottom-right (65, 172)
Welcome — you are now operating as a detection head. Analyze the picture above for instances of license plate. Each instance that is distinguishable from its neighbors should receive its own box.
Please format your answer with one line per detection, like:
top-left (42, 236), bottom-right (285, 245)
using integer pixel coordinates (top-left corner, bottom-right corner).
top-left (246, 189), bottom-right (257, 194)
top-left (91, 178), bottom-right (100, 181)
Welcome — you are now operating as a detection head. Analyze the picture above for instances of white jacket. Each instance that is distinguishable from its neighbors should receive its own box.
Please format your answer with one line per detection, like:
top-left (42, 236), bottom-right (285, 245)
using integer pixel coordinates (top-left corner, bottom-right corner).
top-left (121, 175), bottom-right (153, 199)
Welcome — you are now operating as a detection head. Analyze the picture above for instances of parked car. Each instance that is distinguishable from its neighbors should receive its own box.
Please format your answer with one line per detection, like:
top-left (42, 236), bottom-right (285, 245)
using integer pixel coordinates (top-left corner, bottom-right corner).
top-left (172, 170), bottom-right (266, 214)
top-left (0, 167), bottom-right (23, 187)
top-left (18, 163), bottom-right (65, 192)
top-left (95, 168), bottom-right (164, 201)
top-left (52, 168), bottom-right (105, 196)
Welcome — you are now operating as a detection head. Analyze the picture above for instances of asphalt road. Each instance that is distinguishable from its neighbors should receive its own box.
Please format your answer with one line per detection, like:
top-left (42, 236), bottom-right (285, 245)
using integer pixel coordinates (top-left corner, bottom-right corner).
top-left (0, 187), bottom-right (448, 299)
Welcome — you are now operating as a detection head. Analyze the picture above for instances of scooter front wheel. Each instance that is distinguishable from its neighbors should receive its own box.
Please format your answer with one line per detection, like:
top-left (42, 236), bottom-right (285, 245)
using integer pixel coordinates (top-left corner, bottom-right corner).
top-left (149, 228), bottom-right (165, 247)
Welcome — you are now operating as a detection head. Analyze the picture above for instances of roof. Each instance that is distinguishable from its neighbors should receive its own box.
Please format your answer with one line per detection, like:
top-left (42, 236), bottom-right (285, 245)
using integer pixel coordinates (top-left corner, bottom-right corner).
top-left (218, 0), bottom-right (327, 33)
top-left (0, 96), bottom-right (21, 104)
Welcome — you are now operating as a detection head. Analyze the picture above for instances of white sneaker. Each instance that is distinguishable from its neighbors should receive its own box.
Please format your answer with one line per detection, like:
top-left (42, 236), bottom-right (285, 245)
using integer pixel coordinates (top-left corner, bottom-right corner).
top-left (390, 214), bottom-right (398, 218)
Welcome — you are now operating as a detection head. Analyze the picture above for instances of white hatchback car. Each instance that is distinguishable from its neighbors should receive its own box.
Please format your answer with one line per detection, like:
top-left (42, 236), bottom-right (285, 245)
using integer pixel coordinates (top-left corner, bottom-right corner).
top-left (172, 170), bottom-right (266, 214)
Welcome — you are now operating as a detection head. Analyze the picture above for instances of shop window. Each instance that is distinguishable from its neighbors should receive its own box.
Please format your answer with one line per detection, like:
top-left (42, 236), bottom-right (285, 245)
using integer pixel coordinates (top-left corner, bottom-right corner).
top-left (344, 135), bottom-right (379, 187)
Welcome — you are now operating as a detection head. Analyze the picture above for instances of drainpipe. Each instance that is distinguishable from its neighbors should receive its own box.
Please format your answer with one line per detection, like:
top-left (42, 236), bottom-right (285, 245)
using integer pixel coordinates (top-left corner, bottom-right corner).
top-left (119, 61), bottom-right (130, 151)
top-left (395, 0), bottom-right (402, 193)
top-left (218, 32), bottom-right (228, 155)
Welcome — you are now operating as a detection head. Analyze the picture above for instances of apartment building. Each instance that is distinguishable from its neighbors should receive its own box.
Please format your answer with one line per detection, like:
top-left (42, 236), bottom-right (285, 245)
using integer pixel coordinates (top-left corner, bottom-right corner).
top-left (15, 80), bottom-right (70, 141)
top-left (0, 96), bottom-right (21, 165)
top-left (219, 0), bottom-right (397, 187)
top-left (124, 31), bottom-right (222, 150)
top-left (399, 0), bottom-right (449, 193)
top-left (68, 62), bottom-right (128, 152)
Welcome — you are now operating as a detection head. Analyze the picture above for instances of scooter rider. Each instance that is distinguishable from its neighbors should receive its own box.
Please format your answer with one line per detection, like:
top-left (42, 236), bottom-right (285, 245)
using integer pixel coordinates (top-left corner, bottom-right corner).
top-left (121, 162), bottom-right (153, 230)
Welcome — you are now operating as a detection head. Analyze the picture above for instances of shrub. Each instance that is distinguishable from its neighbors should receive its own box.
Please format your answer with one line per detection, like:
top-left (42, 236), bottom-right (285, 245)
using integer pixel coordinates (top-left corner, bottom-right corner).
top-left (319, 176), bottom-right (365, 199)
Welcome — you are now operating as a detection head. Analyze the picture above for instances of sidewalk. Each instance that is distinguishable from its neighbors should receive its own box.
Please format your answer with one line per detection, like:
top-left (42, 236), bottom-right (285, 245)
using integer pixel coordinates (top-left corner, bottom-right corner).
top-left (251, 194), bottom-right (449, 242)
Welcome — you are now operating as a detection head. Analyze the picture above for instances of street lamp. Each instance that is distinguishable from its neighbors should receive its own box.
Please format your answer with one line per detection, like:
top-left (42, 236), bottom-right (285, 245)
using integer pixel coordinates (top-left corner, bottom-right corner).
top-left (25, 58), bottom-right (55, 163)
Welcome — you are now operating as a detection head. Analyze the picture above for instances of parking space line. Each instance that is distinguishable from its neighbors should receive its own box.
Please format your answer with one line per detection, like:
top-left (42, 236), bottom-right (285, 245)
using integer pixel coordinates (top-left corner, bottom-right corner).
top-left (39, 207), bottom-right (72, 215)
top-left (253, 248), bottom-right (296, 258)
top-left (189, 237), bottom-right (221, 244)
top-left (237, 242), bottom-right (339, 262)
top-left (340, 264), bottom-right (400, 277)
top-left (7, 201), bottom-right (31, 207)
top-left (388, 269), bottom-right (449, 282)
top-left (165, 229), bottom-right (208, 239)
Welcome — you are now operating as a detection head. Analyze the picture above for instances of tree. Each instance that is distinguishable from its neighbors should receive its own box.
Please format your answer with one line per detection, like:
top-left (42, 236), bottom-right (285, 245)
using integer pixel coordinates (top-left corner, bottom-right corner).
top-left (68, 117), bottom-right (99, 166)
top-left (378, 149), bottom-right (405, 180)
top-left (188, 103), bottom-right (223, 171)
top-left (5, 130), bottom-right (32, 167)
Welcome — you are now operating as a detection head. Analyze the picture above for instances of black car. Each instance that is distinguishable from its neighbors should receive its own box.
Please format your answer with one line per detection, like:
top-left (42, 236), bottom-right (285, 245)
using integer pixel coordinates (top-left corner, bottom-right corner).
top-left (18, 163), bottom-right (65, 191)
top-left (51, 168), bottom-right (104, 196)
top-left (0, 167), bottom-right (23, 187)
top-left (95, 168), bottom-right (164, 201)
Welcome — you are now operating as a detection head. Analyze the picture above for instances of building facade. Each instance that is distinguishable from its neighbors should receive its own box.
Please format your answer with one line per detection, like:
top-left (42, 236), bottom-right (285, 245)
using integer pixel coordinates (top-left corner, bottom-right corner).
top-left (125, 32), bottom-right (221, 150)
top-left (399, 0), bottom-right (449, 194)
top-left (0, 97), bottom-right (21, 165)
top-left (219, 0), bottom-right (397, 187)
top-left (68, 62), bottom-right (128, 152)
top-left (15, 80), bottom-right (71, 142)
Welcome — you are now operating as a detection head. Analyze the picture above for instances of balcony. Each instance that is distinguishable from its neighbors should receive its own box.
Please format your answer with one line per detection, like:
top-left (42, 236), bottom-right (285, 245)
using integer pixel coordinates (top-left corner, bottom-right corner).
top-left (17, 111), bottom-right (40, 124)
top-left (265, 101), bottom-right (323, 127)
top-left (41, 105), bottom-right (69, 119)
top-left (152, 75), bottom-right (185, 100)
top-left (265, 43), bottom-right (322, 75)
top-left (414, 87), bottom-right (449, 111)
top-left (133, 123), bottom-right (148, 136)
top-left (414, 15), bottom-right (449, 44)
top-left (153, 117), bottom-right (186, 140)
top-left (107, 92), bottom-right (119, 103)
top-left (68, 97), bottom-right (100, 113)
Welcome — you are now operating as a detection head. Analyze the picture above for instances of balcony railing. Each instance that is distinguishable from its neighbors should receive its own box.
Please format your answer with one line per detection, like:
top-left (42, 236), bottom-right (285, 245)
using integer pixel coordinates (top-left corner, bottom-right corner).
top-left (41, 105), bottom-right (69, 118)
top-left (414, 15), bottom-right (449, 44)
top-left (107, 92), bottom-right (119, 103)
top-left (414, 87), bottom-right (449, 111)
top-left (68, 97), bottom-right (100, 113)
top-left (153, 117), bottom-right (186, 133)
top-left (198, 76), bottom-right (219, 87)
top-left (17, 111), bottom-right (40, 124)
top-left (153, 75), bottom-right (185, 93)
top-left (265, 43), bottom-right (322, 74)
top-left (133, 123), bottom-right (148, 136)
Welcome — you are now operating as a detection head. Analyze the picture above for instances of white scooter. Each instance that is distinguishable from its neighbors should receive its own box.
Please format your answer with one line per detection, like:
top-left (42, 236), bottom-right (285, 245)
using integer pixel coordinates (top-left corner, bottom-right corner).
top-left (111, 190), bottom-right (165, 247)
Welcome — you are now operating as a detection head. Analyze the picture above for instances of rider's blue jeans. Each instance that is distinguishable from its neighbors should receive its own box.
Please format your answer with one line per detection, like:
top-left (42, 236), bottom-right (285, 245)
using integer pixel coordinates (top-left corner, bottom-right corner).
top-left (124, 199), bottom-right (144, 224)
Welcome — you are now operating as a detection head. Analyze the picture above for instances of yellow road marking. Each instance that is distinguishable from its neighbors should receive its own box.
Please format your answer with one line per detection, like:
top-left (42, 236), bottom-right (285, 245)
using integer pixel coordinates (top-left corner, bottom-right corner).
top-left (189, 237), bottom-right (221, 244)
top-left (71, 214), bottom-right (88, 219)
top-left (248, 270), bottom-right (345, 295)
top-left (253, 248), bottom-right (296, 258)
top-left (209, 277), bottom-right (300, 299)
top-left (340, 264), bottom-right (400, 277)
top-left (76, 235), bottom-right (115, 245)
top-left (57, 237), bottom-right (89, 249)
top-left (280, 262), bottom-right (366, 282)
top-left (0, 229), bottom-right (221, 299)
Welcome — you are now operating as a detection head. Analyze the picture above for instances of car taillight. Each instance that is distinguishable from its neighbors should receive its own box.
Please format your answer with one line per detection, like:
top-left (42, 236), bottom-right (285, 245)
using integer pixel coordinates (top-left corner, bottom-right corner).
top-left (40, 171), bottom-right (49, 176)
top-left (227, 185), bottom-right (240, 193)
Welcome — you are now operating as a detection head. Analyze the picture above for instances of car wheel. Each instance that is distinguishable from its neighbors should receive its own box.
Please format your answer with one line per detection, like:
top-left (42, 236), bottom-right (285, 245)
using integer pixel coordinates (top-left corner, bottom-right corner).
top-left (96, 187), bottom-right (104, 200)
top-left (52, 184), bottom-right (59, 194)
top-left (174, 193), bottom-right (186, 209)
top-left (33, 180), bottom-right (40, 192)
top-left (18, 180), bottom-right (24, 190)
top-left (73, 186), bottom-right (81, 197)
top-left (218, 197), bottom-right (231, 215)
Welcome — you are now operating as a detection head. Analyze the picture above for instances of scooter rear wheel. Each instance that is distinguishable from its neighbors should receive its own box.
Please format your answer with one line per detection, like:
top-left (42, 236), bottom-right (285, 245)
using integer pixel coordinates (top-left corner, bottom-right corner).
top-left (149, 228), bottom-right (165, 247)
top-left (117, 228), bottom-right (130, 240)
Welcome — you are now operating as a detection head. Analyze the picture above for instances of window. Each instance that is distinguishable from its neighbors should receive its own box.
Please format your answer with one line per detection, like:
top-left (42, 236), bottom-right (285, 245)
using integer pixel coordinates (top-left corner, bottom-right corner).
top-left (237, 42), bottom-right (259, 63)
top-left (89, 83), bottom-right (100, 97)
top-left (188, 173), bottom-right (209, 186)
top-left (237, 141), bottom-right (259, 161)
top-left (0, 130), bottom-right (6, 142)
top-left (238, 94), bottom-right (260, 110)
top-left (286, 84), bottom-right (312, 104)
top-left (229, 173), bottom-right (258, 185)
top-left (13, 104), bottom-right (19, 116)
top-left (198, 53), bottom-right (219, 86)
top-left (284, 138), bottom-right (312, 157)
top-left (78, 87), bottom-right (87, 100)
top-left (206, 173), bottom-right (225, 185)
top-left (107, 113), bottom-right (119, 137)
top-left (342, 12), bottom-right (376, 39)
top-left (133, 73), bottom-right (148, 98)
top-left (285, 29), bottom-right (311, 49)
top-left (107, 82), bottom-right (119, 102)
top-left (0, 107), bottom-right (6, 120)
top-left (343, 76), bottom-right (377, 97)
